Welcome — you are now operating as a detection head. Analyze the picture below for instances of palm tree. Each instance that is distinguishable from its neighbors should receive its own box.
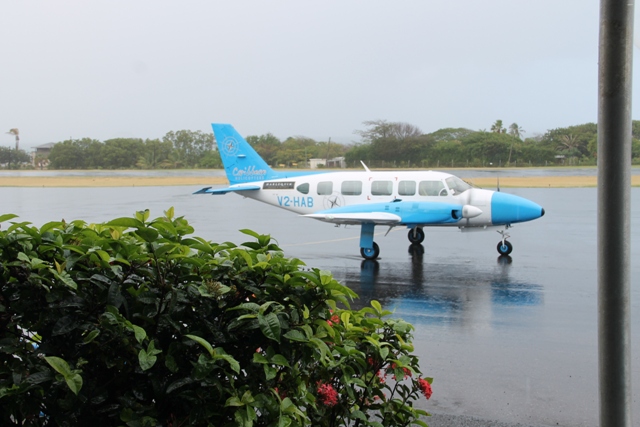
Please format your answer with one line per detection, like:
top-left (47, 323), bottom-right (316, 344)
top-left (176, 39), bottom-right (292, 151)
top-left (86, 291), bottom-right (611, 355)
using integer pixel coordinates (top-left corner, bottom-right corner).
top-left (508, 123), bottom-right (524, 140)
top-left (507, 123), bottom-right (525, 165)
top-left (6, 128), bottom-right (19, 150)
top-left (559, 134), bottom-right (581, 164)
top-left (490, 120), bottom-right (505, 134)
top-left (560, 134), bottom-right (579, 150)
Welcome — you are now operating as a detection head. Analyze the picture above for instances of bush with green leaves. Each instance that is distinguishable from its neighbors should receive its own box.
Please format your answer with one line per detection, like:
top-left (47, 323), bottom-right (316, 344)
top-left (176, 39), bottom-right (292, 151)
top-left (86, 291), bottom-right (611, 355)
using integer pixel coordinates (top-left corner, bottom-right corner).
top-left (0, 209), bottom-right (433, 426)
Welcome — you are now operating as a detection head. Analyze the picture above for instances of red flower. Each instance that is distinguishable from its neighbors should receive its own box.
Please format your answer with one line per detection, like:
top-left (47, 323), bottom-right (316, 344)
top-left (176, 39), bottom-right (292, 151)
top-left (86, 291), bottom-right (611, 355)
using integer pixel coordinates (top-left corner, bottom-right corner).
top-left (317, 382), bottom-right (339, 407)
top-left (326, 314), bottom-right (340, 327)
top-left (377, 370), bottom-right (386, 383)
top-left (418, 378), bottom-right (432, 400)
top-left (274, 387), bottom-right (286, 399)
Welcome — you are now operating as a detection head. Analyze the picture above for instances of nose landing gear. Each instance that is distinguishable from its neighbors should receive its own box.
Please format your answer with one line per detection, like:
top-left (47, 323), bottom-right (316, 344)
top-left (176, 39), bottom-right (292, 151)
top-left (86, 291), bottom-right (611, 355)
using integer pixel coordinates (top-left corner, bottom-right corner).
top-left (496, 228), bottom-right (513, 256)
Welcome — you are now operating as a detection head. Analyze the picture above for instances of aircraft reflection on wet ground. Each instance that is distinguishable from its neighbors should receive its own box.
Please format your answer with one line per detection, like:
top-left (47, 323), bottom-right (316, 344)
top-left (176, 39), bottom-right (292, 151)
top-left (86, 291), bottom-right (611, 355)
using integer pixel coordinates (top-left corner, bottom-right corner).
top-left (334, 247), bottom-right (543, 329)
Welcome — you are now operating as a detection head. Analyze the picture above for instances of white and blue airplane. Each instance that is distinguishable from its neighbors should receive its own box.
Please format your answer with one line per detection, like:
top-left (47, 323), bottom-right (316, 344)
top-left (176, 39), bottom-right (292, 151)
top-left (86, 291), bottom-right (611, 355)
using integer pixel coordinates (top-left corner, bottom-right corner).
top-left (196, 124), bottom-right (545, 260)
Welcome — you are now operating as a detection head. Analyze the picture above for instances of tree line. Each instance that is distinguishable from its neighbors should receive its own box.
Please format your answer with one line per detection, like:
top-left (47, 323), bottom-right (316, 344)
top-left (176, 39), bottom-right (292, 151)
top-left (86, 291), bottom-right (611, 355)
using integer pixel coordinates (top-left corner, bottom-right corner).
top-left (3, 120), bottom-right (640, 170)
top-left (44, 130), bottom-right (219, 170)
top-left (346, 119), bottom-right (640, 168)
top-left (0, 146), bottom-right (31, 169)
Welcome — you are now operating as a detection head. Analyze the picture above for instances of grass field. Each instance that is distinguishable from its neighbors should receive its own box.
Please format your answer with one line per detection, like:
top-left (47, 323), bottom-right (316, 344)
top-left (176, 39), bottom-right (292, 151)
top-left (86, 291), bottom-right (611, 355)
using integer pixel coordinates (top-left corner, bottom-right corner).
top-left (0, 174), bottom-right (638, 188)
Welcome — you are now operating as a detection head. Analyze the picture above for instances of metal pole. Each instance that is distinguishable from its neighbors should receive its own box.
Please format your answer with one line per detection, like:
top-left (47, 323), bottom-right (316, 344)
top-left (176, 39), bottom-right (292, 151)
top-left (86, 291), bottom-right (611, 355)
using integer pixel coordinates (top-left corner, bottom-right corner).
top-left (598, 0), bottom-right (633, 426)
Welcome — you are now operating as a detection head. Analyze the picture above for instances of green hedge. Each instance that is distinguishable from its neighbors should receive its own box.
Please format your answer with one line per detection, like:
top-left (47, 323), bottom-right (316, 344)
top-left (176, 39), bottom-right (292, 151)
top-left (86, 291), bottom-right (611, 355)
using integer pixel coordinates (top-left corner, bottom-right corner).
top-left (0, 209), bottom-right (432, 427)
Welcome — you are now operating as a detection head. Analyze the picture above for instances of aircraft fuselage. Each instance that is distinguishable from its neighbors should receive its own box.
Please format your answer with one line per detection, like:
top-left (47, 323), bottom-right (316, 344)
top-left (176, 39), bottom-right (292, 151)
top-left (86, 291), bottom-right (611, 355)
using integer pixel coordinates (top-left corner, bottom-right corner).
top-left (232, 170), bottom-right (540, 229)
top-left (197, 123), bottom-right (545, 259)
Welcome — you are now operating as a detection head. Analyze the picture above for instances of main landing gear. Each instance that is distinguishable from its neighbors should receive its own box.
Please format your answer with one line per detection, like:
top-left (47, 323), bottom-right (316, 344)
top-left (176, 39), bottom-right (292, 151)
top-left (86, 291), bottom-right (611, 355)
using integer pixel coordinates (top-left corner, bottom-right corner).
top-left (360, 242), bottom-right (380, 260)
top-left (497, 228), bottom-right (513, 256)
top-left (359, 223), bottom-right (380, 260)
top-left (357, 224), bottom-right (517, 259)
top-left (407, 227), bottom-right (425, 244)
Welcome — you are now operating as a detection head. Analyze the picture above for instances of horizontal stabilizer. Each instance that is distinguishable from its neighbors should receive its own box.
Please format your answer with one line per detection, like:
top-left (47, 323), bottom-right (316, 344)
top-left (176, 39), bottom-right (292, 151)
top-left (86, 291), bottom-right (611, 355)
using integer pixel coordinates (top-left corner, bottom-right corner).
top-left (304, 212), bottom-right (401, 226)
top-left (193, 185), bottom-right (261, 195)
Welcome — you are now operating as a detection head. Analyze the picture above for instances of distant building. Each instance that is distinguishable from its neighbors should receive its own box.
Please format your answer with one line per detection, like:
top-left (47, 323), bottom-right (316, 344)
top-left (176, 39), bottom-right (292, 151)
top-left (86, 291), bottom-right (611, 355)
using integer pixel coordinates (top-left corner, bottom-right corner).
top-left (32, 142), bottom-right (55, 169)
top-left (309, 157), bottom-right (346, 169)
top-left (326, 157), bottom-right (346, 168)
top-left (308, 158), bottom-right (326, 169)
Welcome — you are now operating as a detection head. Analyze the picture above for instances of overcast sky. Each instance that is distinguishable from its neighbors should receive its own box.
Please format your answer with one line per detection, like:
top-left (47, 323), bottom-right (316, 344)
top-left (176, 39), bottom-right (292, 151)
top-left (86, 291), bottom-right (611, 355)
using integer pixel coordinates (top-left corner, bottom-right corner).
top-left (1, 1), bottom-right (636, 148)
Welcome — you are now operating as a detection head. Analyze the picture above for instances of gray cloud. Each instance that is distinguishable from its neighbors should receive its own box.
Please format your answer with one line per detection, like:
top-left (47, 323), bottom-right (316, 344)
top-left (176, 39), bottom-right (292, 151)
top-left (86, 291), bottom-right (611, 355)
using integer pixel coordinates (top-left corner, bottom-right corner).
top-left (0, 0), bottom-right (626, 148)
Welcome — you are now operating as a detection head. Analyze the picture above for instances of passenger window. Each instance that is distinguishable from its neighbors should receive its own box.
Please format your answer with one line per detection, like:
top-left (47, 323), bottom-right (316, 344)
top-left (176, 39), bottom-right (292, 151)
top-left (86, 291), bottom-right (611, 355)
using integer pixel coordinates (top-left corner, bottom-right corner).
top-left (371, 180), bottom-right (392, 196)
top-left (296, 183), bottom-right (309, 194)
top-left (341, 181), bottom-right (362, 196)
top-left (419, 180), bottom-right (446, 196)
top-left (317, 181), bottom-right (333, 195)
top-left (398, 181), bottom-right (416, 196)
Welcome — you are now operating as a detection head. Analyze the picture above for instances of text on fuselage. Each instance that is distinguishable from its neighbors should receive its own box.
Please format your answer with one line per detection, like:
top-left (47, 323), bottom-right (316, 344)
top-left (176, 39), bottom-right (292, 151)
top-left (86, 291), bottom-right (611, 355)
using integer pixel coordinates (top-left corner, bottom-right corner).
top-left (277, 196), bottom-right (314, 208)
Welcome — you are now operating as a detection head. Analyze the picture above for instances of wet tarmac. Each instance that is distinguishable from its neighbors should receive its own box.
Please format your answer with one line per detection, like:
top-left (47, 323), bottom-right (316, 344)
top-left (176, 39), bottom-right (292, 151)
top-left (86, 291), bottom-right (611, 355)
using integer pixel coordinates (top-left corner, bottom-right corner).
top-left (1, 184), bottom-right (639, 427)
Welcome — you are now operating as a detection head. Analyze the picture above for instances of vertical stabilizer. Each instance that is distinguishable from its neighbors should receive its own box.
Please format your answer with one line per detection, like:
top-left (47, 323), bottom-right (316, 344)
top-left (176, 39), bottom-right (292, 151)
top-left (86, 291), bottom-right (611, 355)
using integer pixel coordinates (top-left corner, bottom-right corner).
top-left (212, 123), bottom-right (278, 185)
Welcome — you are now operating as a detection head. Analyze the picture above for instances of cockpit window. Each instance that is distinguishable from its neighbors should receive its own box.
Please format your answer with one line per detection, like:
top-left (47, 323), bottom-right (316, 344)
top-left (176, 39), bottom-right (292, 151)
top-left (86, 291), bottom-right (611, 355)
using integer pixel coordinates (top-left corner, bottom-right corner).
top-left (445, 176), bottom-right (472, 195)
top-left (418, 180), bottom-right (446, 196)
top-left (296, 183), bottom-right (309, 194)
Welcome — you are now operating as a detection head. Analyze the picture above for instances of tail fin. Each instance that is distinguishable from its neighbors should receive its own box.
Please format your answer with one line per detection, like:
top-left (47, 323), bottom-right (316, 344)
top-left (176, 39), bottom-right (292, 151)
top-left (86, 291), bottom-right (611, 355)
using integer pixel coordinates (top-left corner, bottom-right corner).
top-left (212, 123), bottom-right (279, 185)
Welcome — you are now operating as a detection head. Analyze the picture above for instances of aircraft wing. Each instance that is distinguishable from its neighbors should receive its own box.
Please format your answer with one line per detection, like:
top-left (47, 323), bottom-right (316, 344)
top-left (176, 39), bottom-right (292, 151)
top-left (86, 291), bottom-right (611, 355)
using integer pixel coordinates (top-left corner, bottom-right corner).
top-left (304, 212), bottom-right (401, 226)
top-left (193, 185), bottom-right (261, 195)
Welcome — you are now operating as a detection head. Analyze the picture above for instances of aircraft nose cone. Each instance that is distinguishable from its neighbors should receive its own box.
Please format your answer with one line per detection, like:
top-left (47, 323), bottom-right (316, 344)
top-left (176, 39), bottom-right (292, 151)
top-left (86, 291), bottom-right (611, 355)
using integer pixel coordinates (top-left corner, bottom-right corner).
top-left (491, 192), bottom-right (545, 225)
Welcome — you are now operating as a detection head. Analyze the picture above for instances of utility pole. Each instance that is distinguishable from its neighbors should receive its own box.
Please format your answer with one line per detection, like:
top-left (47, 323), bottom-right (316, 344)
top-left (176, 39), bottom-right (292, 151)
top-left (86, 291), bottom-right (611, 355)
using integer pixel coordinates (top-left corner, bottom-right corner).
top-left (597, 0), bottom-right (634, 426)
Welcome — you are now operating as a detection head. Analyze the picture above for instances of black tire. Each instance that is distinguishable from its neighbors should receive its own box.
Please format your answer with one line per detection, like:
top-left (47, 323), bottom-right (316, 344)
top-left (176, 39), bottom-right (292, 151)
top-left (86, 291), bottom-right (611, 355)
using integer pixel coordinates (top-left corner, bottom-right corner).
top-left (407, 228), bottom-right (425, 244)
top-left (497, 240), bottom-right (513, 256)
top-left (360, 242), bottom-right (380, 260)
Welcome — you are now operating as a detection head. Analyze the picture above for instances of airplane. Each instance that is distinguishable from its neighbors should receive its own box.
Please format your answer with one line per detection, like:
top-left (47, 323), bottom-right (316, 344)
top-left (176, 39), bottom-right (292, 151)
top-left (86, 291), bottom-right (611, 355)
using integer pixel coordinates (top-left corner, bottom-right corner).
top-left (195, 123), bottom-right (545, 260)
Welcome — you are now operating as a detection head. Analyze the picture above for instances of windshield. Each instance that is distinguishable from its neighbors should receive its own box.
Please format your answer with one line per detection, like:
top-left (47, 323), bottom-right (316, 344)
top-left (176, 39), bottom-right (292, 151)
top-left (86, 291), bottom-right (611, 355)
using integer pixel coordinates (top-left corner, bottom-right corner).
top-left (445, 176), bottom-right (472, 195)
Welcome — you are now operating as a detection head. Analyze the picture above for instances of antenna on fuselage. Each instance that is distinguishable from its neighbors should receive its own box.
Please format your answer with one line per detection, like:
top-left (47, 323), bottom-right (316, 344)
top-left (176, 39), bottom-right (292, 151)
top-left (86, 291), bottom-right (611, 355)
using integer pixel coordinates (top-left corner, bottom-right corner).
top-left (360, 161), bottom-right (371, 172)
top-left (497, 174), bottom-right (501, 192)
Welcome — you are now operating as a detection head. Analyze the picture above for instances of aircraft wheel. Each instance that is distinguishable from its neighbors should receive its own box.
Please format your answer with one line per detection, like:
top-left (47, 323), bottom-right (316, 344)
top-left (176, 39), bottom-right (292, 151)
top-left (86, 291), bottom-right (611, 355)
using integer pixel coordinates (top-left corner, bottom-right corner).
top-left (407, 228), bottom-right (425, 244)
top-left (497, 240), bottom-right (513, 256)
top-left (360, 242), bottom-right (380, 260)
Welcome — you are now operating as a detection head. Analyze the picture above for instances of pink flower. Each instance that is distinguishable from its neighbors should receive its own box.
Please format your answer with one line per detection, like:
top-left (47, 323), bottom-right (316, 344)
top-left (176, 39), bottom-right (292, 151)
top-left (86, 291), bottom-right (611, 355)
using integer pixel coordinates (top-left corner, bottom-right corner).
top-left (418, 378), bottom-right (432, 400)
top-left (317, 382), bottom-right (339, 407)
top-left (377, 370), bottom-right (386, 383)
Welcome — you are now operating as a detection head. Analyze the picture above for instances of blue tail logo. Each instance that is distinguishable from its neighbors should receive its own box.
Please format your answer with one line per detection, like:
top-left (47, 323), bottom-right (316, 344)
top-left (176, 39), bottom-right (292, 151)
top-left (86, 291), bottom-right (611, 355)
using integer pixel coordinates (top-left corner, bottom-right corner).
top-left (212, 123), bottom-right (279, 185)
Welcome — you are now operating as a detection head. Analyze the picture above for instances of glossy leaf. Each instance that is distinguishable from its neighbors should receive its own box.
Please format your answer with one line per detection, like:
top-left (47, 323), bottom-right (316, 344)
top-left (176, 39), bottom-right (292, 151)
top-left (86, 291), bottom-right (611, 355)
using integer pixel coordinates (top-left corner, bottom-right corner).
top-left (258, 312), bottom-right (281, 343)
